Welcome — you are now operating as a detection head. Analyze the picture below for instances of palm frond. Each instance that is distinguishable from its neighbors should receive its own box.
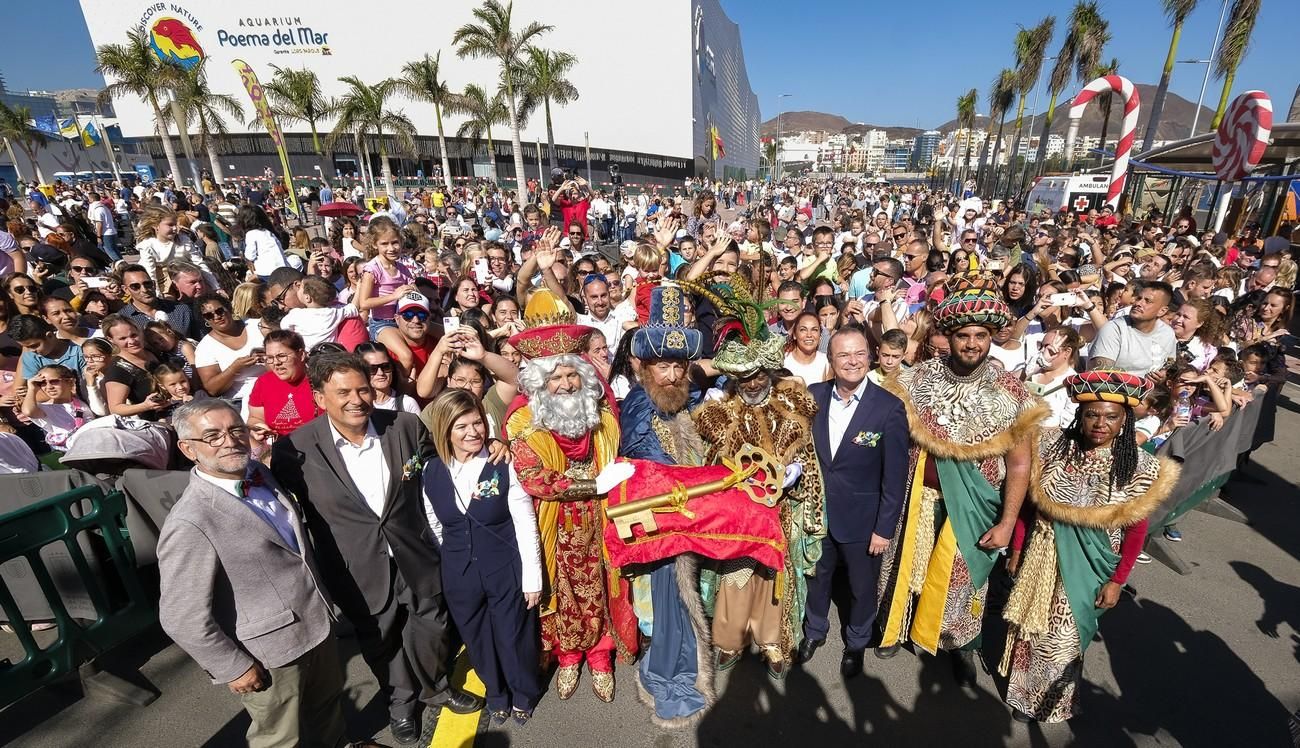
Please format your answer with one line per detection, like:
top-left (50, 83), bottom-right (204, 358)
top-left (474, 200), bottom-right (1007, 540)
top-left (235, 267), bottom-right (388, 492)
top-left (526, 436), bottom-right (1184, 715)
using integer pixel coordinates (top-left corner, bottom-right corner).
top-left (1215, 0), bottom-right (1260, 78)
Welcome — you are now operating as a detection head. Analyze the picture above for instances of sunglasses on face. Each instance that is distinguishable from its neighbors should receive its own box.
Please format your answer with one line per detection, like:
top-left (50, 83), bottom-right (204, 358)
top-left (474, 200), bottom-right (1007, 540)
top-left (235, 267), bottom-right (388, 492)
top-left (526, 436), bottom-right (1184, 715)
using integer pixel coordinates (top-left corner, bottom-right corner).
top-left (9, 285), bottom-right (38, 295)
top-left (893, 232), bottom-right (907, 239)
top-left (200, 307), bottom-right (229, 321)
top-left (368, 363), bottom-right (391, 375)
top-left (70, 265), bottom-right (96, 273)
top-left (128, 280), bottom-right (156, 291)
top-left (400, 310), bottom-right (429, 322)
top-left (30, 377), bottom-right (72, 387)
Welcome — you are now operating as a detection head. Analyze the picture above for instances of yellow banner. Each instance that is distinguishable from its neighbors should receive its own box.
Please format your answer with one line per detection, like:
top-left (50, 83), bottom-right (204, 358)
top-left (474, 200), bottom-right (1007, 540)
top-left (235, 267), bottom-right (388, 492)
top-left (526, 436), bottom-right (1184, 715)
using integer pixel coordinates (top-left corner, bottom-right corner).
top-left (231, 59), bottom-right (299, 216)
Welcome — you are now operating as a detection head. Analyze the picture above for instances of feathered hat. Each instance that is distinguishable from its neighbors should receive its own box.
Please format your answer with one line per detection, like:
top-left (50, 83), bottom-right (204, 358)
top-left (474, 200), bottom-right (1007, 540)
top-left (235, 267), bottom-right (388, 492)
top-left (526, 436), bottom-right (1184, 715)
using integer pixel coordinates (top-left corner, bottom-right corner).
top-left (508, 289), bottom-right (595, 360)
top-left (678, 273), bottom-right (785, 378)
top-left (630, 283), bottom-right (704, 361)
top-left (1065, 370), bottom-right (1152, 408)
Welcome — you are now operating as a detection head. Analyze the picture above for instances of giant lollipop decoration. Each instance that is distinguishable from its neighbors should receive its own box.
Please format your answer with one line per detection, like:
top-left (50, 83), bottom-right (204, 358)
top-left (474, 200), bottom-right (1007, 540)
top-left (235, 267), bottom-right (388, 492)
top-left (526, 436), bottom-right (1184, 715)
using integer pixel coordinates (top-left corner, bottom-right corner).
top-left (1064, 75), bottom-right (1140, 210)
top-left (1212, 91), bottom-right (1272, 181)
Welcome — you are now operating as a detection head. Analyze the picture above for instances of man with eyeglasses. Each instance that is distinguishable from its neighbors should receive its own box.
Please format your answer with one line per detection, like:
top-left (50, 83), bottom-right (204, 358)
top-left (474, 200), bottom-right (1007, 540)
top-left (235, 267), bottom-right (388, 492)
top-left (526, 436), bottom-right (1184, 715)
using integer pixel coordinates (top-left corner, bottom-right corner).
top-left (899, 239), bottom-right (931, 305)
top-left (120, 264), bottom-right (201, 340)
top-left (158, 400), bottom-right (380, 748)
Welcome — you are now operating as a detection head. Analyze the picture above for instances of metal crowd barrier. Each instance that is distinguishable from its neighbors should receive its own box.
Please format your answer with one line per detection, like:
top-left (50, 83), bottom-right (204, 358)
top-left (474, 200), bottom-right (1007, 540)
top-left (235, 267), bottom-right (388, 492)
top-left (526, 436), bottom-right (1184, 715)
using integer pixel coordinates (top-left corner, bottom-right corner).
top-left (0, 486), bottom-right (158, 709)
top-left (1145, 395), bottom-right (1267, 574)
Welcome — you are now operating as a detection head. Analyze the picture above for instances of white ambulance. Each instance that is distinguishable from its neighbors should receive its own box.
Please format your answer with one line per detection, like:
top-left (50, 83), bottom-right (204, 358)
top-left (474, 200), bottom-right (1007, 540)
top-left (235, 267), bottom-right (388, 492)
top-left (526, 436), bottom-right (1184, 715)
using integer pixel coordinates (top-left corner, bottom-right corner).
top-left (1024, 174), bottom-right (1112, 215)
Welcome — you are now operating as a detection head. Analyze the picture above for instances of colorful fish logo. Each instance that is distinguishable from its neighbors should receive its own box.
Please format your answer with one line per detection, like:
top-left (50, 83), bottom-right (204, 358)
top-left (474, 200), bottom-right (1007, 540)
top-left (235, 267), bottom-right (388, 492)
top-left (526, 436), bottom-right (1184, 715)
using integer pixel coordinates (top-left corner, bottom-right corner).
top-left (149, 17), bottom-right (204, 70)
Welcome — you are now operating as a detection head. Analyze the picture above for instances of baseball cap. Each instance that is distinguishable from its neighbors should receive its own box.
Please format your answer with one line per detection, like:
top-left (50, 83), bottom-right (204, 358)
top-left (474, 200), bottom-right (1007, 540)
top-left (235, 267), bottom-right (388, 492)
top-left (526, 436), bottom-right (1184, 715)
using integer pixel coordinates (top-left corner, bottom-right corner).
top-left (397, 292), bottom-right (430, 314)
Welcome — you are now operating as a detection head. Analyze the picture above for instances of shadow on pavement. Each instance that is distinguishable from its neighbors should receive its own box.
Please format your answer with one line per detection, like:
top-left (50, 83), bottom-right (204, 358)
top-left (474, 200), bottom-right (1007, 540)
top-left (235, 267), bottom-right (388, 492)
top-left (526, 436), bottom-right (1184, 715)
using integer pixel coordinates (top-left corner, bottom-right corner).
top-left (1072, 596), bottom-right (1291, 747)
top-left (1231, 561), bottom-right (1300, 657)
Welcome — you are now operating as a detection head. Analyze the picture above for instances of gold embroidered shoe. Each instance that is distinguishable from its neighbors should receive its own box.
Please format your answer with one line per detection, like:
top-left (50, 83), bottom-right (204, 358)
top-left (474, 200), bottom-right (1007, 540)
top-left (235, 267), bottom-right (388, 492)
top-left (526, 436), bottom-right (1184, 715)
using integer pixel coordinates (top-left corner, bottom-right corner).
top-left (556, 664), bottom-right (581, 700)
top-left (590, 670), bottom-right (615, 703)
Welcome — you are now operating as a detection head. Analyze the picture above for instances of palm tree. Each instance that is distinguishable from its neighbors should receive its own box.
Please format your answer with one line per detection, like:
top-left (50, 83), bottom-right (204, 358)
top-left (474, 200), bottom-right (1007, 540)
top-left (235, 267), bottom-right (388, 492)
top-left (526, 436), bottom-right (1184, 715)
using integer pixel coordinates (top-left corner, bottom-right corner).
top-left (1009, 17), bottom-right (1054, 192)
top-left (0, 102), bottom-right (47, 183)
top-left (955, 88), bottom-right (978, 191)
top-left (263, 65), bottom-right (328, 159)
top-left (169, 61), bottom-right (244, 185)
top-left (453, 0), bottom-right (553, 190)
top-left (327, 76), bottom-right (418, 198)
top-left (94, 28), bottom-right (183, 185)
top-left (1143, 0), bottom-right (1199, 150)
top-left (516, 46), bottom-right (578, 174)
top-left (762, 139), bottom-right (778, 179)
top-left (1035, 1), bottom-right (1109, 172)
top-left (980, 69), bottom-right (1018, 194)
top-left (1089, 58), bottom-right (1121, 168)
top-left (456, 83), bottom-right (509, 185)
top-left (391, 52), bottom-right (460, 191)
top-left (1210, 0), bottom-right (1261, 130)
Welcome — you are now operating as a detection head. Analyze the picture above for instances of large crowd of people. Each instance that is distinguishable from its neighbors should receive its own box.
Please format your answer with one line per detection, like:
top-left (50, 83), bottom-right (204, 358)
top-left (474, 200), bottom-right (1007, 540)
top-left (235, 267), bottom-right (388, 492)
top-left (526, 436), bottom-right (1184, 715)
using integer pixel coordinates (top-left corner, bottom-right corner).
top-left (0, 167), bottom-right (1294, 744)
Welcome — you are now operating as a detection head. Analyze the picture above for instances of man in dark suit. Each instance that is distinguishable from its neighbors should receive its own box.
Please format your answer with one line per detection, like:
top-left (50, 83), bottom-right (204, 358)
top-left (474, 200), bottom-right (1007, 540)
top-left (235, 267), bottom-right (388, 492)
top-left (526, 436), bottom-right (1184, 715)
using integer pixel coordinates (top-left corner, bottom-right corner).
top-left (797, 326), bottom-right (908, 678)
top-left (272, 353), bottom-right (483, 745)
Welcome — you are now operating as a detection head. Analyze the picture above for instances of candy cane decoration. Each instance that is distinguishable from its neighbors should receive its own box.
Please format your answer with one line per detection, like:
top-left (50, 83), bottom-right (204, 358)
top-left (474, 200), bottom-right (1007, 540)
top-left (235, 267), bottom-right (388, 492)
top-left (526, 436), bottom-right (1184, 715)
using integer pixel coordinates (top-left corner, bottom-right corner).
top-left (1064, 75), bottom-right (1140, 209)
top-left (1212, 91), bottom-right (1272, 181)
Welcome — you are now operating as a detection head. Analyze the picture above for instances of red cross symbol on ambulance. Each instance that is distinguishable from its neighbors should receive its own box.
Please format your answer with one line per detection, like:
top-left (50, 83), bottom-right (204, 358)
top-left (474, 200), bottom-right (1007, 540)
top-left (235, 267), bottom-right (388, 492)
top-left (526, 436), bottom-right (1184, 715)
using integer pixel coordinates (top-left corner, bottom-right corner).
top-left (1073, 195), bottom-right (1091, 212)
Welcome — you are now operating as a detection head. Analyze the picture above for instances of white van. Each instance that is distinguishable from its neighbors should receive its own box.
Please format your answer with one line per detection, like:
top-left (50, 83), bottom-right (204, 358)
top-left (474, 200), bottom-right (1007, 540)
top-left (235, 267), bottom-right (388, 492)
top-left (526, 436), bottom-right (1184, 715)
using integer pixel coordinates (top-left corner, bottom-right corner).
top-left (1025, 174), bottom-right (1112, 215)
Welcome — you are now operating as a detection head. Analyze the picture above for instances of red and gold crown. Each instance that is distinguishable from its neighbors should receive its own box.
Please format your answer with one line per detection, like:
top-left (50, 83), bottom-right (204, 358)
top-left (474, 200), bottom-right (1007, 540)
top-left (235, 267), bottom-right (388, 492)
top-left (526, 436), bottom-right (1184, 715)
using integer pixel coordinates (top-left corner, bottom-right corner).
top-left (507, 289), bottom-right (595, 360)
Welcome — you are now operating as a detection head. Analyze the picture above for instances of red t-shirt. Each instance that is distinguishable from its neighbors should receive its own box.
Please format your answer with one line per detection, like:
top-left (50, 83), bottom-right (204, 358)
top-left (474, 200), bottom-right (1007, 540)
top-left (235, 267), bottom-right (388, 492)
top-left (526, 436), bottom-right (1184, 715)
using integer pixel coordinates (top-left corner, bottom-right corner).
top-left (337, 317), bottom-right (368, 351)
top-left (248, 371), bottom-right (319, 436)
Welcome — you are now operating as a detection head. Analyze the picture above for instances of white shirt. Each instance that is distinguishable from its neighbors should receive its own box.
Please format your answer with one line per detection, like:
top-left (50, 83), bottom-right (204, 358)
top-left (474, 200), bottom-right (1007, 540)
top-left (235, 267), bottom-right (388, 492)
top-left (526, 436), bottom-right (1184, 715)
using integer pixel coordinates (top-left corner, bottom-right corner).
top-left (195, 326), bottom-right (266, 413)
top-left (373, 391), bottom-right (421, 415)
top-left (826, 377), bottom-right (870, 459)
top-left (88, 201), bottom-right (116, 236)
top-left (282, 304), bottom-right (359, 350)
top-left (1025, 367), bottom-right (1078, 429)
top-left (423, 451), bottom-right (543, 595)
top-left (243, 228), bottom-right (289, 277)
top-left (576, 310), bottom-right (623, 353)
top-left (329, 419), bottom-right (391, 537)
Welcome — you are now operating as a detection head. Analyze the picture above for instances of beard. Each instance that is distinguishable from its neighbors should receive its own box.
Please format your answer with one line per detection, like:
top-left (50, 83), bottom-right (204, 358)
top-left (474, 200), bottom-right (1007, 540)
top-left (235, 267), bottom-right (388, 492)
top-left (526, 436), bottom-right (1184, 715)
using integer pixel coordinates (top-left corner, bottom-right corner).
top-left (532, 391), bottom-right (602, 439)
top-left (644, 377), bottom-right (690, 415)
top-left (738, 382), bottom-right (772, 406)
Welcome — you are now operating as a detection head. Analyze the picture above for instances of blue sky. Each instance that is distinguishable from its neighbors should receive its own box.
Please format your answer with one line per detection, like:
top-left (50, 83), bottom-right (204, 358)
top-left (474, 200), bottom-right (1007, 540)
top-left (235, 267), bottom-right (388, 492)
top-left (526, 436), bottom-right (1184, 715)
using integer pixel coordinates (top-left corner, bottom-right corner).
top-left (0, 0), bottom-right (1292, 129)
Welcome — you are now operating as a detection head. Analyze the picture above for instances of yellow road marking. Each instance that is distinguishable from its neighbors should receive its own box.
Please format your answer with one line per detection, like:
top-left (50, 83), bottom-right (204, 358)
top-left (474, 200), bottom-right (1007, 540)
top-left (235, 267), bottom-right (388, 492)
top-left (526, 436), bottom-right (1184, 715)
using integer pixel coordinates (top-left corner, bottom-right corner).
top-left (429, 649), bottom-right (485, 748)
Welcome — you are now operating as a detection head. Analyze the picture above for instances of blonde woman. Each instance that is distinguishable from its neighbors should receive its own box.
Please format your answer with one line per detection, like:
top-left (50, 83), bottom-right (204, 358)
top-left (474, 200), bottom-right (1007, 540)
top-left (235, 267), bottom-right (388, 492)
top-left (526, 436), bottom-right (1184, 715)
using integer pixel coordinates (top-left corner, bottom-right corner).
top-left (135, 205), bottom-right (219, 290)
top-left (231, 282), bottom-right (266, 322)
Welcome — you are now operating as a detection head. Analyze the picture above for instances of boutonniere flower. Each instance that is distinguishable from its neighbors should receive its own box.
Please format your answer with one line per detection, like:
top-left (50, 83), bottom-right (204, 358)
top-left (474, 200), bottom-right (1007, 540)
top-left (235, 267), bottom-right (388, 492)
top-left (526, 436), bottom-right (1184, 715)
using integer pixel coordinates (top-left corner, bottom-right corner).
top-left (401, 454), bottom-right (424, 482)
top-left (473, 475), bottom-right (501, 501)
top-left (852, 431), bottom-right (882, 448)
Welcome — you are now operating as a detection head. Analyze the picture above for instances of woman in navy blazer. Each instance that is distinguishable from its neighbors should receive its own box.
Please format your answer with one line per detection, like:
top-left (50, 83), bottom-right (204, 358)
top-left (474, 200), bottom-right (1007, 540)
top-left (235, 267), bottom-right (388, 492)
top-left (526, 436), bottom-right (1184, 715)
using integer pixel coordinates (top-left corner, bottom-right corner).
top-left (423, 389), bottom-right (544, 726)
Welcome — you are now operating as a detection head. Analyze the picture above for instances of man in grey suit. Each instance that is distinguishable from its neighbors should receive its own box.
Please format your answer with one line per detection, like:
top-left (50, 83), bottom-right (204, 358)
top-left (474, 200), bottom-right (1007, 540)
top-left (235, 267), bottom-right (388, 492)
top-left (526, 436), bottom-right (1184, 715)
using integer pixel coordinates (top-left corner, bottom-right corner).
top-left (158, 400), bottom-right (354, 748)
top-left (272, 353), bottom-right (482, 745)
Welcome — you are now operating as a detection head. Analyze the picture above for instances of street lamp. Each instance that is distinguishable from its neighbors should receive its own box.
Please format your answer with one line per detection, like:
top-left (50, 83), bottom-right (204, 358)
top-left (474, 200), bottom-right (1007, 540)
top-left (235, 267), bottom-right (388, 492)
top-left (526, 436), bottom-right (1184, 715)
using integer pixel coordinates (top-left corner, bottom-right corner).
top-left (775, 93), bottom-right (792, 182)
top-left (1189, 0), bottom-right (1230, 138)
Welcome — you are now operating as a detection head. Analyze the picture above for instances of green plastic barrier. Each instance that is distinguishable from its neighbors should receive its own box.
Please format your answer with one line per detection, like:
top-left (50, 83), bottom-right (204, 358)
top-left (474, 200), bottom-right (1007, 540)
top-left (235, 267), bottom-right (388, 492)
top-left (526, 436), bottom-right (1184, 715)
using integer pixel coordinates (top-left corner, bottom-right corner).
top-left (0, 486), bottom-right (157, 708)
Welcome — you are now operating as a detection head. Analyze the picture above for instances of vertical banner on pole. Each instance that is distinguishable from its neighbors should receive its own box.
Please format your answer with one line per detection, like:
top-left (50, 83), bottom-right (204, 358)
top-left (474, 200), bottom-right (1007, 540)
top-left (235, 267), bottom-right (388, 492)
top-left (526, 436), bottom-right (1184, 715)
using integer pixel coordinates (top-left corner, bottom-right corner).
top-left (231, 58), bottom-right (299, 217)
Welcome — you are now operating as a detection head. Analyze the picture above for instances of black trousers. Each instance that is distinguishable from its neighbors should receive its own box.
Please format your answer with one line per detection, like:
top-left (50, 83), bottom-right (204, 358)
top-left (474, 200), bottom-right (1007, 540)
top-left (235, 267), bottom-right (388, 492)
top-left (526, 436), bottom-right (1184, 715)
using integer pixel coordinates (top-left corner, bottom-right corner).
top-left (803, 536), bottom-right (883, 652)
top-left (442, 560), bottom-right (541, 712)
top-left (351, 563), bottom-right (453, 720)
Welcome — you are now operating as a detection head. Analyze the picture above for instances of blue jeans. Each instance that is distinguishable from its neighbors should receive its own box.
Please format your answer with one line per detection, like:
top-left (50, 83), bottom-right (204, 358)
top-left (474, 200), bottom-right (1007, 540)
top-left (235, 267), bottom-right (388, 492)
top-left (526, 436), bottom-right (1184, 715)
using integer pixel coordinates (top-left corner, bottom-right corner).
top-left (100, 234), bottom-right (121, 262)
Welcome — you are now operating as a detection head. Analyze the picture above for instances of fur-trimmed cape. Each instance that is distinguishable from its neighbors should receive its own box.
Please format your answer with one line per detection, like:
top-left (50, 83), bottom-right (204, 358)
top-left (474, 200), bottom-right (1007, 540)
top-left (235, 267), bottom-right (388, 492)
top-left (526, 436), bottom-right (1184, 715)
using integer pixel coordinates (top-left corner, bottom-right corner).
top-left (883, 373), bottom-right (1051, 461)
top-left (633, 554), bottom-right (717, 729)
top-left (1029, 451), bottom-right (1182, 529)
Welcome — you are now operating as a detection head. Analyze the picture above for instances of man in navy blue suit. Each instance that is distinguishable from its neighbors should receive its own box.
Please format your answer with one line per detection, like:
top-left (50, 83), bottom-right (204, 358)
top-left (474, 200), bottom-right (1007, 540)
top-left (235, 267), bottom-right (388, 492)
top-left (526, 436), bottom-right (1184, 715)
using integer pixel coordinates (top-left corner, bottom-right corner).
top-left (797, 326), bottom-right (908, 678)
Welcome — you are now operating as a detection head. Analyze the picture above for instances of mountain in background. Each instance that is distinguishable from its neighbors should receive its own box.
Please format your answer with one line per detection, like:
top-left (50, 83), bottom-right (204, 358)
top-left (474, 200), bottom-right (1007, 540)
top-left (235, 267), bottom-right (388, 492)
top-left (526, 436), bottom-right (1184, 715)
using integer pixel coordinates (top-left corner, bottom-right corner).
top-left (759, 111), bottom-right (922, 140)
top-left (763, 85), bottom-right (1214, 144)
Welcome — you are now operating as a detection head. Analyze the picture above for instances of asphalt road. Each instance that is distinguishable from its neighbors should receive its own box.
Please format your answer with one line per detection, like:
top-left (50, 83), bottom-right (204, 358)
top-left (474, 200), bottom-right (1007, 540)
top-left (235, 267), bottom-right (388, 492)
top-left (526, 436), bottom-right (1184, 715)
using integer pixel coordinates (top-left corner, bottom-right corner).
top-left (4, 383), bottom-right (1299, 748)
